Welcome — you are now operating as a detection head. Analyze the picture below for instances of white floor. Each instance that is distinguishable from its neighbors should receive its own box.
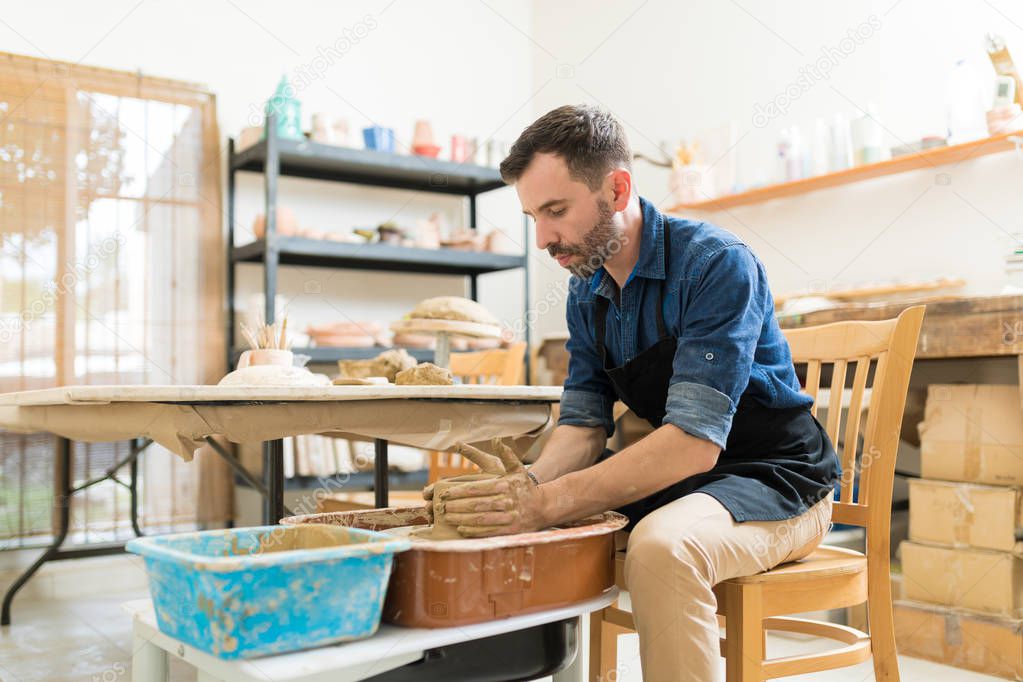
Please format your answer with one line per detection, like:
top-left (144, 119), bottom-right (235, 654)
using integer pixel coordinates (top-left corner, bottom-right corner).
top-left (0, 556), bottom-right (1002, 681)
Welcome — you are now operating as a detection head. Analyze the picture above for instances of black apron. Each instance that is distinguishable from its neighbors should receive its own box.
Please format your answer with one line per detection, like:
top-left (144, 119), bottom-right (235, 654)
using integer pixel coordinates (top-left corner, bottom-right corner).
top-left (594, 221), bottom-right (839, 528)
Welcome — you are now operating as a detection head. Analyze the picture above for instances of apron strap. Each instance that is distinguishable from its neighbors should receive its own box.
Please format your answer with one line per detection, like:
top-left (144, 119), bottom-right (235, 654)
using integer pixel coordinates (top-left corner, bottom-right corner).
top-left (592, 213), bottom-right (673, 363)
top-left (654, 215), bottom-right (669, 339)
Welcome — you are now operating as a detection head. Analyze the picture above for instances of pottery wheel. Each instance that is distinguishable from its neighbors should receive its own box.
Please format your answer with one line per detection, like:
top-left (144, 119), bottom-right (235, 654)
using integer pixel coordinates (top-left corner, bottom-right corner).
top-left (389, 318), bottom-right (502, 368)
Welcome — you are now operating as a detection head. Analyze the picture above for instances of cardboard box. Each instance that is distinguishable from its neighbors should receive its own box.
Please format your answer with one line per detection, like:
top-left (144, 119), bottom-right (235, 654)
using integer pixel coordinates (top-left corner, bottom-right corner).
top-left (919, 384), bottom-right (1023, 485)
top-left (909, 478), bottom-right (1023, 553)
top-left (894, 600), bottom-right (1023, 680)
top-left (900, 541), bottom-right (1023, 617)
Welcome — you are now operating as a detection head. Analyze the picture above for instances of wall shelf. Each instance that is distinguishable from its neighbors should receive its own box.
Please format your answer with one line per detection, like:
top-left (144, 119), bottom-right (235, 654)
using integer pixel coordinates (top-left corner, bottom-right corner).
top-left (669, 130), bottom-right (1022, 212)
top-left (226, 113), bottom-right (530, 375)
top-left (232, 237), bottom-right (525, 275)
top-left (232, 137), bottom-right (505, 195)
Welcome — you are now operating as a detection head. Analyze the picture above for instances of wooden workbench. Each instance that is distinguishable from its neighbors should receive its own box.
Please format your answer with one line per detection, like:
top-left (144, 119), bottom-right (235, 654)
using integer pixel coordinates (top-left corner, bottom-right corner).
top-left (777, 294), bottom-right (1023, 361)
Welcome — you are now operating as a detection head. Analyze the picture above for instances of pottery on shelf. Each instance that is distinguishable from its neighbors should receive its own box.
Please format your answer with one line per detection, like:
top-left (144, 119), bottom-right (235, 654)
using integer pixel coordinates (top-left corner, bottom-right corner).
top-left (310, 114), bottom-right (352, 146)
top-left (412, 144), bottom-right (441, 158)
top-left (363, 126), bottom-right (395, 153)
top-left (412, 119), bottom-right (435, 146)
top-left (252, 207), bottom-right (299, 239)
top-left (265, 75), bottom-right (303, 140)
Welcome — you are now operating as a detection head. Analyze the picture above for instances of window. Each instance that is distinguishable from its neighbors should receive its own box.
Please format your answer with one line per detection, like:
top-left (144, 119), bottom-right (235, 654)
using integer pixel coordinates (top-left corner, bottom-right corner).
top-left (0, 52), bottom-right (225, 547)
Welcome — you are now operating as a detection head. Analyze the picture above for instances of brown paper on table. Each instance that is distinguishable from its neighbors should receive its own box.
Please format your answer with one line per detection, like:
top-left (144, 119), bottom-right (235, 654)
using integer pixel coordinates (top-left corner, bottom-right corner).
top-left (0, 400), bottom-right (552, 462)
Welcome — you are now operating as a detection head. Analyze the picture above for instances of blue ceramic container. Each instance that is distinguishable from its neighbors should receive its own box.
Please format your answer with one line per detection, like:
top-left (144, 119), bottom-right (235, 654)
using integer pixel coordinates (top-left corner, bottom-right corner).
top-left (362, 126), bottom-right (395, 152)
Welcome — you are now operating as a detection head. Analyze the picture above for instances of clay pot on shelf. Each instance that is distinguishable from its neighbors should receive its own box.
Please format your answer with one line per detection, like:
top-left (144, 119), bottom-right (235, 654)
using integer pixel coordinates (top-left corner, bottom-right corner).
top-left (252, 207), bottom-right (299, 239)
top-left (412, 143), bottom-right (441, 158)
top-left (411, 120), bottom-right (440, 157)
top-left (310, 112), bottom-right (334, 144)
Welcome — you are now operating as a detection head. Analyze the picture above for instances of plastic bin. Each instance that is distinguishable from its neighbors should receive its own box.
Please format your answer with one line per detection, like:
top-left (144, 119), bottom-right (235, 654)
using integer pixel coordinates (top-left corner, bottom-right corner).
top-left (127, 524), bottom-right (409, 659)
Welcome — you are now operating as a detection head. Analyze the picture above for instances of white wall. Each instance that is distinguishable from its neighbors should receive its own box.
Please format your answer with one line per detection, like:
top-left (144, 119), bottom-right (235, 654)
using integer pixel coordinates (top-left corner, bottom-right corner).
top-left (0, 0), bottom-right (539, 342)
top-left (527, 0), bottom-right (1023, 338)
top-left (4, 0), bottom-right (1021, 347)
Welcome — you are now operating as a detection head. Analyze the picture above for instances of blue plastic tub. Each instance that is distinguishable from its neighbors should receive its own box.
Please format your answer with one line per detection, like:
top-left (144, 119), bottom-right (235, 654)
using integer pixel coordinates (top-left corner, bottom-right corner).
top-left (127, 524), bottom-right (409, 659)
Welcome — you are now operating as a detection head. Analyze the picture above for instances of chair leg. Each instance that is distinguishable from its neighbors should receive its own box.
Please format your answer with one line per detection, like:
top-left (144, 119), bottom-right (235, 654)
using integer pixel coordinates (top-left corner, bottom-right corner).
top-left (724, 582), bottom-right (764, 682)
top-left (588, 610), bottom-right (625, 682)
top-left (868, 578), bottom-right (900, 681)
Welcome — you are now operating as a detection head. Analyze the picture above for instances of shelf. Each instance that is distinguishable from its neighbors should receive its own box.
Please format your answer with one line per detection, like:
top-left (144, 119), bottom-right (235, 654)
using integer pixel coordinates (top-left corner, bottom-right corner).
top-left (231, 346), bottom-right (434, 364)
top-left (669, 130), bottom-right (1022, 212)
top-left (231, 138), bottom-right (506, 195)
top-left (232, 236), bottom-right (525, 275)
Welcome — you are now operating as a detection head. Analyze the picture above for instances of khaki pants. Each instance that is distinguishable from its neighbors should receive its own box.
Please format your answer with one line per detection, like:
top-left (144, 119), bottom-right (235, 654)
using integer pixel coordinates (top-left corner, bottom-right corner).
top-left (623, 492), bottom-right (833, 681)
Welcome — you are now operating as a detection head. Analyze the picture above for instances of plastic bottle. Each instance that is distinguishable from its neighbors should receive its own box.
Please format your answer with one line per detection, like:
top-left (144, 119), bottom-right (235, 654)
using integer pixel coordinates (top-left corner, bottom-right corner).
top-left (946, 58), bottom-right (989, 145)
top-left (811, 118), bottom-right (830, 176)
top-left (850, 103), bottom-right (884, 166)
top-left (829, 114), bottom-right (853, 171)
top-left (786, 127), bottom-right (804, 181)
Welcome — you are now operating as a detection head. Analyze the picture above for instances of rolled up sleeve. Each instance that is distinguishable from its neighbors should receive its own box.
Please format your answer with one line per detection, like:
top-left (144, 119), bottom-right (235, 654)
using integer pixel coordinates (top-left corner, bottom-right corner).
top-left (663, 245), bottom-right (767, 448)
top-left (557, 286), bottom-right (616, 436)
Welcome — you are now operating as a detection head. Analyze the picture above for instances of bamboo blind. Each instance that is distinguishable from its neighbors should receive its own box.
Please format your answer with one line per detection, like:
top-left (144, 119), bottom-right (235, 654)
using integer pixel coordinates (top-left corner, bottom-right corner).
top-left (0, 52), bottom-right (227, 545)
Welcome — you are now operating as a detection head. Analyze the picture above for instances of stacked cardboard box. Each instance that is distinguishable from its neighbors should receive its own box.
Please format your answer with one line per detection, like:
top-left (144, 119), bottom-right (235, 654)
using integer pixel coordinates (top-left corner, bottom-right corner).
top-left (896, 384), bottom-right (1023, 679)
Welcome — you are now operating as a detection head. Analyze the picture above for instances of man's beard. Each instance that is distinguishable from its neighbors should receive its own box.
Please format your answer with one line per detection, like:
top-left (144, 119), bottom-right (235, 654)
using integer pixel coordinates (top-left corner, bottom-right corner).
top-left (548, 199), bottom-right (620, 278)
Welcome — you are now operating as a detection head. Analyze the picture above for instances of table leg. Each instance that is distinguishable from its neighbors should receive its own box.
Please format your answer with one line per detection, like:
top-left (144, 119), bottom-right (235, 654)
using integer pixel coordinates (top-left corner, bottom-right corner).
top-left (263, 438), bottom-right (285, 524)
top-left (2, 437), bottom-right (72, 626)
top-left (129, 438), bottom-right (144, 537)
top-left (374, 438), bottom-right (389, 508)
top-left (132, 632), bottom-right (168, 681)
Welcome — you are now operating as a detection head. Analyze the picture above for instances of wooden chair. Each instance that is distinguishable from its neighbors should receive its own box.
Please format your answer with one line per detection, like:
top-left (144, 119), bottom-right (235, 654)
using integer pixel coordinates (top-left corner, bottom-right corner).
top-left (589, 305), bottom-right (925, 681)
top-left (428, 342), bottom-right (528, 483)
top-left (319, 343), bottom-right (529, 511)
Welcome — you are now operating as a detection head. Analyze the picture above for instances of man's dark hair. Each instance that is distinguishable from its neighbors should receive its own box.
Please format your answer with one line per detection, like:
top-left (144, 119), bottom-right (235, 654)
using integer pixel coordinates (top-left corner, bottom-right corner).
top-left (499, 104), bottom-right (632, 190)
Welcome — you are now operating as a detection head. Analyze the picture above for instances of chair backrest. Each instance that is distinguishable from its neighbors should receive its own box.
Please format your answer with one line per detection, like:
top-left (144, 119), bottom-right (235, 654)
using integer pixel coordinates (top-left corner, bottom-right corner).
top-left (449, 341), bottom-right (527, 385)
top-left (782, 305), bottom-right (924, 553)
top-left (428, 342), bottom-right (528, 483)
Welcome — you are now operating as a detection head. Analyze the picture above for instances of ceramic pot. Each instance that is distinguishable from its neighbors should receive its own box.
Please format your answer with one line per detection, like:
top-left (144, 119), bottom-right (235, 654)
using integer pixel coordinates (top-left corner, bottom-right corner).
top-left (363, 126), bottom-right (395, 152)
top-left (412, 119), bottom-right (435, 147)
top-left (237, 348), bottom-right (294, 370)
top-left (252, 207), bottom-right (299, 239)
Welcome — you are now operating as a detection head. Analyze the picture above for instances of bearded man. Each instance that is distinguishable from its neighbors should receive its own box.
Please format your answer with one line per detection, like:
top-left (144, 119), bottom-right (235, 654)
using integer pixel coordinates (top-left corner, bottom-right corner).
top-left (440, 105), bottom-right (840, 681)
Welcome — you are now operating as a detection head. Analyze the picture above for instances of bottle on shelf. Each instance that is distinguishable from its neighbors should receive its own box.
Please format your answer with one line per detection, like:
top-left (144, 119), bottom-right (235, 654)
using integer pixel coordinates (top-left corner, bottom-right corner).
top-left (828, 114), bottom-right (854, 172)
top-left (850, 103), bottom-right (884, 166)
top-left (945, 57), bottom-right (990, 145)
top-left (264, 75), bottom-right (303, 141)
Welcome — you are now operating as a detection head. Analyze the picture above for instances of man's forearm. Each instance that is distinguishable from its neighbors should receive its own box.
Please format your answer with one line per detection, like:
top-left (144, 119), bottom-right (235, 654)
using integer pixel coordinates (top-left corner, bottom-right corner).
top-left (528, 424), bottom-right (607, 483)
top-left (538, 424), bottom-right (720, 526)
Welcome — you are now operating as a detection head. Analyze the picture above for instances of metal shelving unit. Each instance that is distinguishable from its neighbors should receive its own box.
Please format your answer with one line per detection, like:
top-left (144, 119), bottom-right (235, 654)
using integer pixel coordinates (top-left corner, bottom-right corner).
top-left (225, 115), bottom-right (531, 374)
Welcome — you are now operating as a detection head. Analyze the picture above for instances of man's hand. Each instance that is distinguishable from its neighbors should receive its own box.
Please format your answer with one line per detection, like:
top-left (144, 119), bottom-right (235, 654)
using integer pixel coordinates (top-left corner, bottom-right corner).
top-left (439, 472), bottom-right (548, 538)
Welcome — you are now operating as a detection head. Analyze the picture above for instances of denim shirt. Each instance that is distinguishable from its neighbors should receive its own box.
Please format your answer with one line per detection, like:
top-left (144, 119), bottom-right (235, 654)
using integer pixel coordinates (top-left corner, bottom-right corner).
top-left (558, 196), bottom-right (812, 448)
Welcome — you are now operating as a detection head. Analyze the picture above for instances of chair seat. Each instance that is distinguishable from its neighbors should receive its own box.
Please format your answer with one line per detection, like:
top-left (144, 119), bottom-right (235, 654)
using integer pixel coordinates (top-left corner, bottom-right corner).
top-left (725, 544), bottom-right (866, 584)
top-left (613, 543), bottom-right (865, 591)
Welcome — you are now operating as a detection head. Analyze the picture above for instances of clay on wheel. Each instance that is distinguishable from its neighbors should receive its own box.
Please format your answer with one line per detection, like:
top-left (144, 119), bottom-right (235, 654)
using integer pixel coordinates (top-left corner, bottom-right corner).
top-left (415, 473), bottom-right (499, 540)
